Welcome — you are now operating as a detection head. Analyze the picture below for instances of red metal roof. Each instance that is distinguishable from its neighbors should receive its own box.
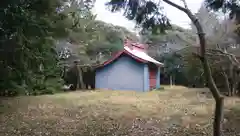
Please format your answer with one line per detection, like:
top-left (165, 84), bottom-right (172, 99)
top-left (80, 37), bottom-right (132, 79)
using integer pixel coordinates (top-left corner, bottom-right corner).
top-left (96, 50), bottom-right (146, 68)
top-left (96, 40), bottom-right (163, 68)
top-left (124, 39), bottom-right (147, 50)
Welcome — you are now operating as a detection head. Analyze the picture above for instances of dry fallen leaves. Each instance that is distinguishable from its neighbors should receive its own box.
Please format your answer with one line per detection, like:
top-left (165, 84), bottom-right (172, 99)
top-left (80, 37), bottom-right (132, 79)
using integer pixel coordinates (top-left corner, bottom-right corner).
top-left (0, 87), bottom-right (240, 135)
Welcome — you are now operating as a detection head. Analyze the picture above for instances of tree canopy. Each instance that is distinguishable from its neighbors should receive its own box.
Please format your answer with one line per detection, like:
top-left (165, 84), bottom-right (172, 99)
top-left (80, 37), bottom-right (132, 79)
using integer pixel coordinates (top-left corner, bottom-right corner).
top-left (0, 0), bottom-right (72, 95)
top-left (105, 0), bottom-right (238, 33)
top-left (0, 0), bottom-right (139, 96)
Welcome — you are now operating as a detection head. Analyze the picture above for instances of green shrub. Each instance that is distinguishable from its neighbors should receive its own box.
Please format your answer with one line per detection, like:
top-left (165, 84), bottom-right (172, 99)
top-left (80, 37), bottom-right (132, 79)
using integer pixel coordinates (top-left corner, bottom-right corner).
top-left (30, 78), bottom-right (64, 95)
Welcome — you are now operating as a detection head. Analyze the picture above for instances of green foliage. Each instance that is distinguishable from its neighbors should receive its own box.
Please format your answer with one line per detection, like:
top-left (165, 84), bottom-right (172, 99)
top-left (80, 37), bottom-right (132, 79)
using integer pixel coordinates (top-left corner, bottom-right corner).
top-left (0, 0), bottom-right (138, 97)
top-left (0, 0), bottom-right (94, 96)
top-left (106, 0), bottom-right (171, 34)
top-left (106, 0), bottom-right (239, 35)
top-left (83, 21), bottom-right (126, 62)
top-left (183, 54), bottom-right (205, 87)
top-left (159, 53), bottom-right (189, 86)
top-left (61, 17), bottom-right (137, 64)
top-left (160, 53), bottom-right (182, 75)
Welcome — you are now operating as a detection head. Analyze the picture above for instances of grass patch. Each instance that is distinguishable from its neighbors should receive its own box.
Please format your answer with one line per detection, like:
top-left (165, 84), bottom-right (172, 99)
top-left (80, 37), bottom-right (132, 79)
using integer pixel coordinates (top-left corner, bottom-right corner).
top-left (0, 87), bottom-right (240, 135)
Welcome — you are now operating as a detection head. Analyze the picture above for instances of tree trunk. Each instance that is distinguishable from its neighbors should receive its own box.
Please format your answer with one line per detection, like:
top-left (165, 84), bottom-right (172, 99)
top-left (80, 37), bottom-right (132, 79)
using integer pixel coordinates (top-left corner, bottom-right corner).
top-left (77, 66), bottom-right (84, 89)
top-left (214, 97), bottom-right (224, 136)
top-left (229, 65), bottom-right (234, 96)
top-left (62, 66), bottom-right (66, 79)
top-left (173, 75), bottom-right (175, 86)
top-left (232, 67), bottom-right (239, 95)
top-left (162, 1), bottom-right (224, 136)
top-left (222, 71), bottom-right (231, 96)
top-left (170, 75), bottom-right (173, 88)
top-left (237, 82), bottom-right (240, 96)
top-left (199, 38), bottom-right (224, 136)
top-left (236, 69), bottom-right (240, 95)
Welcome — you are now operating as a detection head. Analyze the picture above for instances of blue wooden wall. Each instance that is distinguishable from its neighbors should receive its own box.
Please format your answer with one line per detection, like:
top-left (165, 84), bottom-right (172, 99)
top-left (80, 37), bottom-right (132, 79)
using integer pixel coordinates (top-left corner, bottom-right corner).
top-left (95, 55), bottom-right (145, 91)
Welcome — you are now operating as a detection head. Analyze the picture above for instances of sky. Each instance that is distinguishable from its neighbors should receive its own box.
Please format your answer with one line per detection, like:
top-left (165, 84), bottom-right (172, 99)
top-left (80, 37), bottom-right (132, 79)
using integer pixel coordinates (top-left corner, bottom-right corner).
top-left (92, 0), bottom-right (204, 31)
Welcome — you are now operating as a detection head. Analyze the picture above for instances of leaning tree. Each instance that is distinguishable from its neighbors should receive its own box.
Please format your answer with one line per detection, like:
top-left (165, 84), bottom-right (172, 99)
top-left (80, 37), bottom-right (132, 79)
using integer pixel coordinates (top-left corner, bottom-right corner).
top-left (188, 4), bottom-right (240, 96)
top-left (105, 0), bottom-right (239, 135)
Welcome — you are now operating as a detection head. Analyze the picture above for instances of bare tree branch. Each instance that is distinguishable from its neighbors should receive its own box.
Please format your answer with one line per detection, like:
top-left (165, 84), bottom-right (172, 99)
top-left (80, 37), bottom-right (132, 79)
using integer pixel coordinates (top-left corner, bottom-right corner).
top-left (208, 49), bottom-right (240, 65)
top-left (162, 0), bottom-right (188, 12)
top-left (181, 0), bottom-right (189, 9)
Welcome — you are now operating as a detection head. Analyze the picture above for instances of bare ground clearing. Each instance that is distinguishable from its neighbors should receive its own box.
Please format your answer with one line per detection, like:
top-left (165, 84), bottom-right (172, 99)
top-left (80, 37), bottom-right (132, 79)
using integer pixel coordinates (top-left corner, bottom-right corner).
top-left (0, 86), bottom-right (240, 136)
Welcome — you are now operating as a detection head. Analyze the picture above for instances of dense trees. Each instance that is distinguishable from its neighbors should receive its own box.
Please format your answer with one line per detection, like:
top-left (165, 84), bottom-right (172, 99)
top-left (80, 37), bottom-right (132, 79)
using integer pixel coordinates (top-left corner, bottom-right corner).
top-left (0, 0), bottom-right (70, 96)
top-left (58, 18), bottom-right (138, 91)
top-left (0, 0), bottom-right (138, 96)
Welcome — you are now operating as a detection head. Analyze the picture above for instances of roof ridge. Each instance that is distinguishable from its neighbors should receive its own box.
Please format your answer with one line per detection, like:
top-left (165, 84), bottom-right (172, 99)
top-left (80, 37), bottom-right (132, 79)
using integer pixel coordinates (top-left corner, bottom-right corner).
top-left (96, 46), bottom-right (163, 69)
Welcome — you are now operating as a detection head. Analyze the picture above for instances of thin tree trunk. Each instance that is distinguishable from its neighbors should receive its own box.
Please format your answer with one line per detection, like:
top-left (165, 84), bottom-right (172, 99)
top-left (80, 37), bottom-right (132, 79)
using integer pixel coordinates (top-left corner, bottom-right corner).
top-left (77, 66), bottom-right (84, 89)
top-left (229, 65), bottom-right (234, 96)
top-left (162, 1), bottom-right (224, 136)
top-left (232, 67), bottom-right (238, 95)
top-left (170, 75), bottom-right (173, 88)
top-left (62, 66), bottom-right (66, 79)
top-left (236, 69), bottom-right (240, 95)
top-left (222, 71), bottom-right (231, 96)
top-left (237, 82), bottom-right (240, 96)
top-left (173, 75), bottom-right (175, 85)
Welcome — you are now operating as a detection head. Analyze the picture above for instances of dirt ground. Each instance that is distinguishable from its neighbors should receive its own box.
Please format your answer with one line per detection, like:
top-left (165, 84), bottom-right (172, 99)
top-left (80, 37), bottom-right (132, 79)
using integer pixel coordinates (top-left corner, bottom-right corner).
top-left (0, 86), bottom-right (240, 136)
